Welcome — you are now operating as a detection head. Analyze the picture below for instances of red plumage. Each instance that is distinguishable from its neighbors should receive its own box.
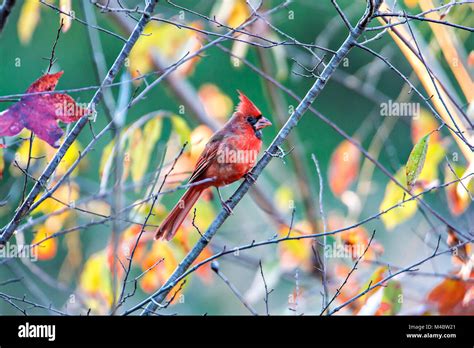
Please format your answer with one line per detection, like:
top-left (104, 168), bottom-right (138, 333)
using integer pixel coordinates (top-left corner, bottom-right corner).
top-left (155, 91), bottom-right (272, 241)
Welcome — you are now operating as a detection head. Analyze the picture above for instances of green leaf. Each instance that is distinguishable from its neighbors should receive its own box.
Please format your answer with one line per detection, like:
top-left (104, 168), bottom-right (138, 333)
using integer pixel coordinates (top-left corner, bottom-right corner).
top-left (171, 115), bottom-right (191, 145)
top-left (406, 134), bottom-right (429, 191)
top-left (380, 280), bottom-right (403, 315)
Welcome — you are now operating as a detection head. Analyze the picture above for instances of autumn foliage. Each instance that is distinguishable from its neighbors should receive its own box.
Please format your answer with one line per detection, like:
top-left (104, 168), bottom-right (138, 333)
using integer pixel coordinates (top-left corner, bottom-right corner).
top-left (0, 0), bottom-right (472, 317)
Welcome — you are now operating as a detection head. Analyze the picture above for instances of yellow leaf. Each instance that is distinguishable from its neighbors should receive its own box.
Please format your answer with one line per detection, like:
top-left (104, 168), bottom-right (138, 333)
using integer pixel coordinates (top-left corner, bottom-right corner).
top-left (379, 167), bottom-right (418, 230)
top-left (49, 140), bottom-right (84, 177)
top-left (274, 185), bottom-right (294, 212)
top-left (357, 266), bottom-right (388, 306)
top-left (228, 0), bottom-right (249, 27)
top-left (127, 23), bottom-right (156, 78)
top-left (143, 116), bottom-right (163, 145)
top-left (82, 200), bottom-right (111, 217)
top-left (129, 128), bottom-right (145, 184)
top-left (13, 135), bottom-right (45, 174)
top-left (128, 21), bottom-right (202, 79)
top-left (33, 182), bottom-right (79, 215)
top-left (80, 251), bottom-right (114, 310)
top-left (213, 0), bottom-right (250, 28)
top-left (418, 141), bottom-right (445, 184)
top-left (14, 136), bottom-right (84, 177)
top-left (171, 115), bottom-right (191, 145)
top-left (278, 221), bottom-right (312, 272)
top-left (18, 0), bottom-right (41, 44)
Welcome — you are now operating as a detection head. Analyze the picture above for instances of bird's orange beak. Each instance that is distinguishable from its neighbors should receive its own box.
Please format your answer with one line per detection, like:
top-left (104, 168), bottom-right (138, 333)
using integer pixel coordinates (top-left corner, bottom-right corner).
top-left (255, 116), bottom-right (272, 130)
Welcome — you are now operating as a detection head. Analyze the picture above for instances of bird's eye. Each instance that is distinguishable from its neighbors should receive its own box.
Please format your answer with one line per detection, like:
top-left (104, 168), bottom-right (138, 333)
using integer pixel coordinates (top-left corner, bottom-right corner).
top-left (247, 116), bottom-right (257, 125)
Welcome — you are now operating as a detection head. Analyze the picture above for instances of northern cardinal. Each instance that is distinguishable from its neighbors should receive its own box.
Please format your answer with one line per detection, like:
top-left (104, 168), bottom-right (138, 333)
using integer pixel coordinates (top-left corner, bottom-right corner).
top-left (155, 91), bottom-right (272, 241)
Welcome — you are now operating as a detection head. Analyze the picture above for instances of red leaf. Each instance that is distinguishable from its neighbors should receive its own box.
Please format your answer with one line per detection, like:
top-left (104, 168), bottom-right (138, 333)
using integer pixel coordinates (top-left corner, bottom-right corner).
top-left (328, 140), bottom-right (361, 196)
top-left (0, 72), bottom-right (89, 148)
top-left (27, 71), bottom-right (63, 93)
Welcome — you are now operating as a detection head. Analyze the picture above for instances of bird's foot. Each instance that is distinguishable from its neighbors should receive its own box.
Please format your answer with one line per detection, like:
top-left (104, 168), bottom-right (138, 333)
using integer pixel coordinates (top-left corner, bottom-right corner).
top-left (221, 200), bottom-right (234, 215)
top-left (245, 172), bottom-right (257, 185)
top-left (216, 187), bottom-right (233, 215)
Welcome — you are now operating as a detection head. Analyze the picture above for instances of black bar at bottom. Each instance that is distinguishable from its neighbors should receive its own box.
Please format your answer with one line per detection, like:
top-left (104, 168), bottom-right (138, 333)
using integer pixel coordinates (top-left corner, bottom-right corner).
top-left (0, 315), bottom-right (472, 346)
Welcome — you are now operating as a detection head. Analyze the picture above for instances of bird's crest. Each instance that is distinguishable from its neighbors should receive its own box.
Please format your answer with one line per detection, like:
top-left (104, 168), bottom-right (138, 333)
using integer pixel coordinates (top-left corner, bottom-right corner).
top-left (236, 90), bottom-right (262, 117)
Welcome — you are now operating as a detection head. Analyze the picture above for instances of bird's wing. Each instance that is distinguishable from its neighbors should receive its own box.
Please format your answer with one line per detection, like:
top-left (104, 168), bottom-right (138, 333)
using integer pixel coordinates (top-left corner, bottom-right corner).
top-left (188, 132), bottom-right (226, 184)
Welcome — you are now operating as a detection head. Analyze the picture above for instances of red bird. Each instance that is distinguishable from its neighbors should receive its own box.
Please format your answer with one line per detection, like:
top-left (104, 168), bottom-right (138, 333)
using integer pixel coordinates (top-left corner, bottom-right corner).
top-left (155, 91), bottom-right (272, 241)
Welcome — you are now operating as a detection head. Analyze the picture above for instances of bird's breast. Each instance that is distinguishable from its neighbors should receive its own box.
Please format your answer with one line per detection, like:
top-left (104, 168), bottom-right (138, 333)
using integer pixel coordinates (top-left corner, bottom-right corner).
top-left (207, 135), bottom-right (262, 186)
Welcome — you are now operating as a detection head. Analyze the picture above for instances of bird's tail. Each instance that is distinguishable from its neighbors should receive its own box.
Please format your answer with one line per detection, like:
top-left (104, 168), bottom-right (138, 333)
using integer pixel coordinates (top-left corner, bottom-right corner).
top-left (155, 187), bottom-right (203, 241)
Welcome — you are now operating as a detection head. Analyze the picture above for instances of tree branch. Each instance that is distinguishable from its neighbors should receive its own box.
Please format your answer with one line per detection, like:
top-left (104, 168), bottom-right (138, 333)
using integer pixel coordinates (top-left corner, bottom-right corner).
top-left (0, 0), bottom-right (16, 34)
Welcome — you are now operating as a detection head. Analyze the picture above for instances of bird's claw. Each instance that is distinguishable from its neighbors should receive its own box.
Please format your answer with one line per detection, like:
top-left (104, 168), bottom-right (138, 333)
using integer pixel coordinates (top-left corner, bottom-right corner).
top-left (265, 146), bottom-right (293, 165)
top-left (245, 172), bottom-right (257, 184)
top-left (216, 187), bottom-right (233, 215)
top-left (222, 200), bottom-right (234, 215)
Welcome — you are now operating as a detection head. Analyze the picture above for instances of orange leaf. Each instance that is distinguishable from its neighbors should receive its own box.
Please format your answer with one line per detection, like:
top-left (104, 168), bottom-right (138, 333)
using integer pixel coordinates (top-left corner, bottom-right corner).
top-left (198, 84), bottom-right (233, 123)
top-left (190, 125), bottom-right (214, 162)
top-left (447, 227), bottom-right (471, 265)
top-left (140, 242), bottom-right (179, 294)
top-left (427, 277), bottom-right (469, 315)
top-left (445, 164), bottom-right (471, 216)
top-left (468, 51), bottom-right (474, 67)
top-left (31, 226), bottom-right (57, 261)
top-left (340, 226), bottom-right (384, 260)
top-left (411, 110), bottom-right (440, 145)
top-left (328, 140), bottom-right (361, 196)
